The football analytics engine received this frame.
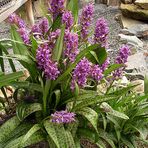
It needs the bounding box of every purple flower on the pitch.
[39,18,49,34]
[44,61,60,80]
[31,18,49,36]
[48,29,61,47]
[62,11,74,29]
[115,45,130,64]
[8,13,26,28]
[36,43,60,80]
[80,3,94,41]
[17,28,30,44]
[64,30,79,63]
[101,58,110,71]
[113,45,130,78]
[71,58,91,90]
[91,65,103,81]
[49,0,65,20]
[94,18,109,47]
[51,110,75,123]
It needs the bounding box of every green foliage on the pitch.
[0,0,147,148]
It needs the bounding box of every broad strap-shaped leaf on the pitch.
[74,95,116,111]
[44,120,60,148]
[121,137,135,148]
[16,102,42,121]
[96,138,107,148]
[11,81,42,92]
[77,107,98,132]
[104,64,123,76]
[52,25,65,62]
[67,0,78,23]
[11,25,29,56]
[0,71,24,88]
[97,128,116,148]
[44,120,69,148]
[100,102,129,120]
[0,123,33,148]
[0,116,21,144]
[53,89,61,108]
[65,131,76,148]
[0,43,16,72]
[108,84,139,96]
[0,44,4,72]
[19,124,41,147]
[4,131,45,148]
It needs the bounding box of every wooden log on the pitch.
[25,0,34,26]
[0,0,28,22]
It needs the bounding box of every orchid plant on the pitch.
[1,0,147,148]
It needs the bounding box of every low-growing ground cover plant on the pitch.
[0,0,147,147]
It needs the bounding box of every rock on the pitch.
[126,53,148,77]
[118,34,143,49]
[107,0,120,6]
[135,0,148,10]
[120,24,148,38]
[120,15,145,29]
[120,3,148,21]
[131,80,144,94]
[121,0,133,4]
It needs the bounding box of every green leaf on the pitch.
[19,124,41,147]
[4,131,45,148]
[97,129,116,148]
[16,102,42,121]
[67,0,78,23]
[74,95,117,111]
[51,16,62,30]
[0,43,16,72]
[30,36,38,57]
[0,71,24,88]
[44,120,60,148]
[77,107,98,132]
[53,25,65,62]
[121,137,135,148]
[96,138,107,148]
[0,116,21,144]
[0,44,4,72]
[53,89,61,108]
[109,84,139,96]
[144,75,148,94]
[101,102,129,120]
[11,81,42,92]
[65,131,76,148]
[104,64,123,76]
[95,46,107,65]
[44,120,69,148]
[11,25,29,56]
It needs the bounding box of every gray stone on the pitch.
[118,34,143,49]
[121,24,148,38]
[121,0,133,4]
[126,53,148,77]
[135,0,148,10]
[131,80,144,94]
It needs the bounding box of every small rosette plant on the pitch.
[1,0,147,148]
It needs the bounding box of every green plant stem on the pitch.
[43,80,51,117]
